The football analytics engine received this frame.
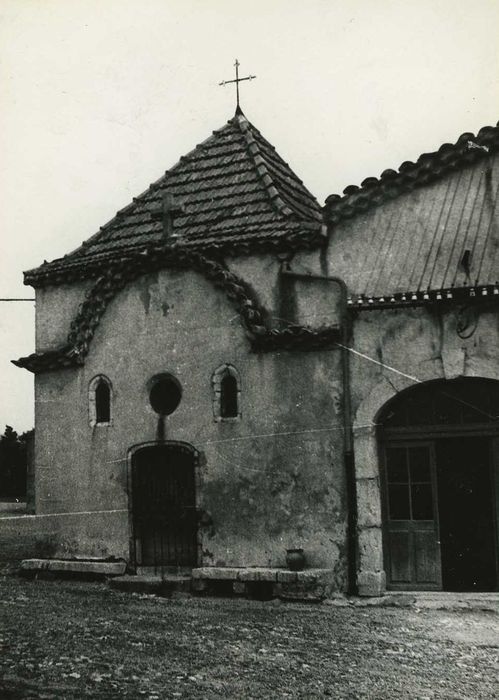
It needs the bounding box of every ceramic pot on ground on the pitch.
[286,548,305,571]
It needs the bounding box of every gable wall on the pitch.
[33,264,347,584]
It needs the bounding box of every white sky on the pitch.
[0,0,498,433]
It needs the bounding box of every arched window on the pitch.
[212,365,241,421]
[89,375,112,426]
[95,380,111,423]
[220,372,238,418]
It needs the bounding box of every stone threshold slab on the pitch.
[20,558,127,576]
[191,567,334,583]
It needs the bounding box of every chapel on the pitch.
[12,106,499,596]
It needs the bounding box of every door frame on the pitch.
[381,440,442,590]
[126,440,202,571]
[381,427,499,591]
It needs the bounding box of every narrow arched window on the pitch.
[212,364,241,421]
[95,380,111,423]
[89,375,112,426]
[220,372,238,418]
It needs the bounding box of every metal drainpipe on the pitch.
[280,268,357,595]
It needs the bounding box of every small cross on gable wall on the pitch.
[150,191,184,238]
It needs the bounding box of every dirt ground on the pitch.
[0,575,497,699]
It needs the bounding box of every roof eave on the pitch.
[324,121,499,225]
[23,221,326,288]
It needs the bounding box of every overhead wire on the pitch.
[2,293,498,522]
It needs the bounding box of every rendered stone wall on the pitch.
[22,242,499,597]
[35,281,94,352]
[322,153,499,297]
[228,253,343,329]
[349,304,499,595]
[29,261,348,588]
[0,510,127,562]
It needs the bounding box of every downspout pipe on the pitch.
[279,268,357,595]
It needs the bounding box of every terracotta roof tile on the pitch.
[26,109,322,286]
[325,121,499,224]
[325,122,499,300]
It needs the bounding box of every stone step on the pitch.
[109,567,336,601]
[20,558,127,579]
[190,567,335,601]
[136,565,192,577]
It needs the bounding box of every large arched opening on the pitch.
[378,377,499,591]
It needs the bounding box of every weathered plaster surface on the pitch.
[32,262,347,587]
[351,305,499,595]
[25,239,499,598]
[323,153,499,296]
[228,253,343,329]
[35,281,93,352]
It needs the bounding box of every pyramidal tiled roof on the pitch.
[26,109,323,286]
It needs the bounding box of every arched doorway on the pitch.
[130,442,198,571]
[378,378,499,591]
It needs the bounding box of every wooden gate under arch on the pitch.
[379,378,499,591]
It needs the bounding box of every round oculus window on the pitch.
[149,374,182,416]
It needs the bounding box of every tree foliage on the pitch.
[0,425,33,498]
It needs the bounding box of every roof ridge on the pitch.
[27,112,325,284]
[325,120,499,224]
[234,112,297,221]
[66,120,240,255]
[241,117,322,220]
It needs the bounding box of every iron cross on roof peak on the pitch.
[219,59,256,111]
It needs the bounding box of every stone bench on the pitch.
[191,567,335,601]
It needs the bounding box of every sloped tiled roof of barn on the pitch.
[25,109,323,287]
[324,121,499,300]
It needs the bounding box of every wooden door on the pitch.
[493,437,499,588]
[384,442,442,590]
[132,445,197,570]
[436,437,497,590]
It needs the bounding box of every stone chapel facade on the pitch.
[13,109,499,596]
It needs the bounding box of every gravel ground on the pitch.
[0,575,497,699]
